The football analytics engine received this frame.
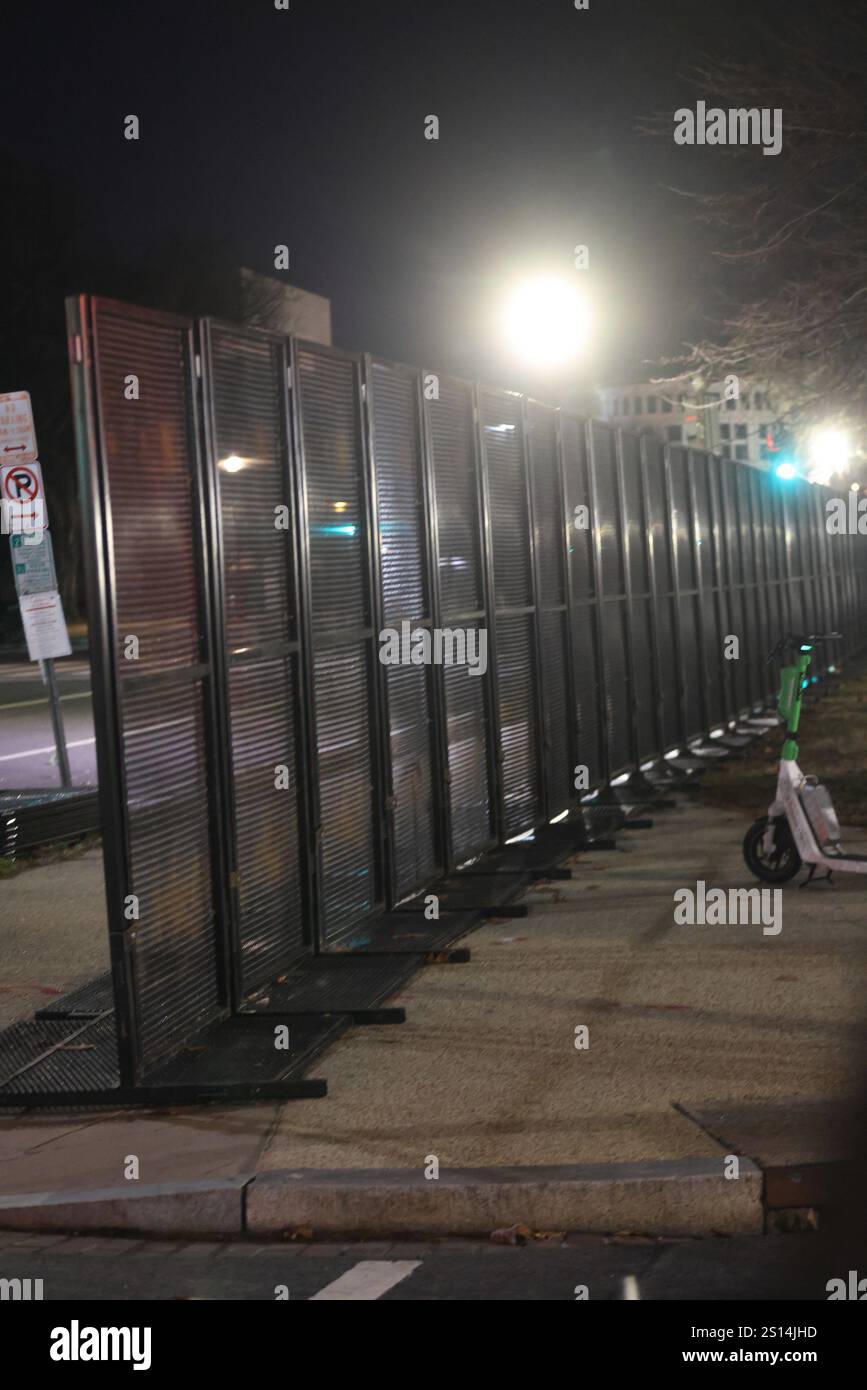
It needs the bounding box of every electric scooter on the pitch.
[742,632,867,885]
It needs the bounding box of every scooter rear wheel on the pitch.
[743,815,802,883]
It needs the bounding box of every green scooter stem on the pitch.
[781,649,812,761]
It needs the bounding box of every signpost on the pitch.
[2,391,72,789]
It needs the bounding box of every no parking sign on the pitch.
[0,459,48,531]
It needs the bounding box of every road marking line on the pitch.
[0,693,91,711]
[309,1260,422,1301]
[0,737,95,763]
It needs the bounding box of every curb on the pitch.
[0,1177,249,1237]
[0,1159,763,1240]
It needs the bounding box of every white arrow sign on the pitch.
[0,390,38,463]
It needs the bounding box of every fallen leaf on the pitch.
[491,1222,532,1245]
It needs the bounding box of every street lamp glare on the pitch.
[502,275,591,368]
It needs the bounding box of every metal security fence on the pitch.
[64,293,866,1085]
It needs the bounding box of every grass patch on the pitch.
[0,831,102,879]
[697,659,867,827]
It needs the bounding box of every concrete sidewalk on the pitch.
[0,798,863,1235]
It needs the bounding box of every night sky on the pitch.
[3,0,816,401]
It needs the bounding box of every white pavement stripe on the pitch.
[0,693,92,711]
[0,736,96,763]
[309,1260,422,1301]
[0,712,191,763]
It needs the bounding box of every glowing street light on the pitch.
[219,454,246,473]
[501,275,591,368]
[807,428,848,485]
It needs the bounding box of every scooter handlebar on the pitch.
[766,632,842,663]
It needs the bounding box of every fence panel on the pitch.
[369,359,442,901]
[204,322,310,995]
[72,296,228,1081]
[590,423,633,776]
[479,387,542,837]
[620,431,657,762]
[642,435,681,750]
[527,401,573,818]
[293,342,383,945]
[561,415,606,786]
[426,377,497,863]
[668,445,704,740]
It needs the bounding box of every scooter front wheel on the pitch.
[743,816,802,883]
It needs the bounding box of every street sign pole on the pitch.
[3,388,74,790]
[40,656,72,789]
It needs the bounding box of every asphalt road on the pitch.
[0,1231,847,1301]
[0,659,96,791]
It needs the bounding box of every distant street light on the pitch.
[501,275,591,369]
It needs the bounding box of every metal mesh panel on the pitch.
[93,300,223,1074]
[737,466,756,584]
[296,345,379,941]
[621,434,649,593]
[370,361,439,899]
[591,426,632,772]
[691,454,714,590]
[600,600,631,773]
[645,439,674,594]
[678,593,703,739]
[481,389,533,607]
[562,415,602,782]
[539,607,570,816]
[226,659,304,986]
[701,591,724,725]
[120,679,219,1065]
[300,349,369,631]
[622,434,655,760]
[654,596,680,747]
[496,613,539,836]
[428,380,494,860]
[561,414,595,600]
[528,403,566,604]
[428,378,485,618]
[481,388,541,833]
[443,628,492,860]
[208,324,306,991]
[630,595,658,759]
[571,607,603,787]
[373,365,427,625]
[385,661,439,895]
[528,402,571,818]
[669,447,696,589]
[313,642,378,931]
[591,424,624,597]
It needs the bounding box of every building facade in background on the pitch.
[599,378,778,470]
[240,268,332,344]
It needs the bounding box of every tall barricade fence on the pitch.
[57,295,866,1086]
